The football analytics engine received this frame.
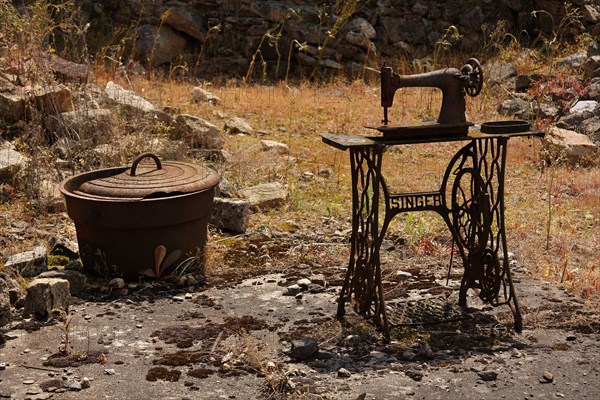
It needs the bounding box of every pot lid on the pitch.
[76,152,220,199]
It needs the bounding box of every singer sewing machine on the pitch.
[370,58,483,138]
[322,58,545,341]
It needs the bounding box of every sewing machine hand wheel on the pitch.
[462,58,483,97]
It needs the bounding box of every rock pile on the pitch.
[72,0,600,78]
[490,40,600,166]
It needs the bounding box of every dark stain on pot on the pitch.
[60,152,220,280]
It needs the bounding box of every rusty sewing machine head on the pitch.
[380,58,483,127]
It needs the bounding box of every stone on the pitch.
[163,7,205,41]
[486,62,517,86]
[582,4,600,23]
[0,275,12,327]
[0,79,26,123]
[297,278,311,289]
[543,127,599,167]
[380,16,427,45]
[63,379,82,391]
[338,368,352,378]
[38,270,86,293]
[497,97,530,119]
[107,278,126,289]
[261,139,289,154]
[288,337,319,360]
[478,370,498,381]
[224,117,253,135]
[345,31,372,51]
[133,24,186,66]
[347,17,376,40]
[557,51,587,69]
[48,235,79,259]
[210,197,250,233]
[579,117,600,136]
[570,100,598,115]
[396,270,413,280]
[31,83,73,115]
[105,81,157,114]
[31,50,90,82]
[4,246,48,277]
[296,53,317,66]
[584,55,600,80]
[239,182,289,210]
[24,278,70,320]
[540,371,554,383]
[45,109,112,140]
[0,148,27,181]
[173,114,224,149]
[192,87,220,104]
[320,58,344,70]
[417,341,435,360]
[285,284,302,296]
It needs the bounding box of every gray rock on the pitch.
[0,79,26,123]
[320,58,344,70]
[63,379,82,391]
[163,7,205,41]
[48,235,79,259]
[582,4,600,23]
[133,24,186,66]
[285,284,302,296]
[210,197,250,233]
[380,16,427,45]
[289,337,319,360]
[584,55,600,80]
[46,108,112,140]
[497,97,530,119]
[31,83,73,115]
[224,117,253,135]
[543,127,599,167]
[107,278,126,289]
[0,148,27,181]
[239,182,289,210]
[192,87,220,104]
[4,246,48,277]
[579,117,600,136]
[337,368,352,378]
[173,114,224,149]
[345,31,372,51]
[0,275,13,327]
[38,270,86,293]
[24,278,70,320]
[347,17,376,40]
[105,81,157,114]
[486,62,517,86]
[557,51,587,69]
[478,370,498,381]
[261,139,289,154]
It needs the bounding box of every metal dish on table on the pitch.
[481,120,530,134]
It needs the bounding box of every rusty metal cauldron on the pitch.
[59,152,220,280]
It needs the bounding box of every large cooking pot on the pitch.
[59,152,220,280]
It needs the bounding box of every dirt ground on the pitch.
[1,230,599,400]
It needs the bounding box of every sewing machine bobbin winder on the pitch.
[322,59,544,341]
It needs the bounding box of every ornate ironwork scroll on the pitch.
[337,145,390,339]
[336,137,523,341]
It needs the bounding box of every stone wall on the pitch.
[69,0,600,79]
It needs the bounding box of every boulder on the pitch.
[543,127,599,167]
[49,235,80,259]
[162,7,205,41]
[239,182,289,210]
[0,148,27,181]
[4,246,48,277]
[0,273,16,327]
[173,114,224,149]
[497,97,530,119]
[288,337,319,360]
[584,55,600,80]
[133,24,187,66]
[192,87,221,104]
[556,51,587,69]
[31,83,73,115]
[347,17,377,40]
[261,139,289,155]
[105,81,157,114]
[0,79,26,123]
[38,270,86,293]
[46,108,113,140]
[32,50,90,82]
[224,117,253,135]
[24,278,70,320]
[210,197,250,233]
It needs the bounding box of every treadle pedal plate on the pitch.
[386,294,470,327]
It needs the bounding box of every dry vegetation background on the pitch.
[0,1,598,301]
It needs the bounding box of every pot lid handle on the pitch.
[130,152,162,176]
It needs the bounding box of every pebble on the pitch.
[81,378,91,389]
[64,379,82,391]
[104,369,116,375]
[478,370,498,381]
[297,278,311,289]
[23,380,35,385]
[107,278,125,289]
[540,371,554,383]
[0,363,6,371]
[337,368,352,378]
[172,296,185,302]
[286,284,302,296]
[184,293,193,300]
